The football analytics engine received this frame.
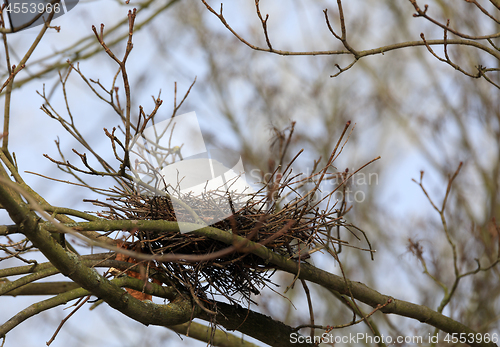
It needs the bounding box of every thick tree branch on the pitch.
[0,184,313,346]
[1,281,81,296]
[0,183,200,328]
[0,276,177,338]
[48,218,498,347]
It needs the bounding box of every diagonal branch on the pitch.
[35,218,499,347]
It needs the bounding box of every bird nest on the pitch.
[90,164,359,307]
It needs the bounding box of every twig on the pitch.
[300,279,315,338]
[409,0,500,40]
[255,0,273,50]
[412,162,463,313]
[420,26,482,79]
[46,296,91,345]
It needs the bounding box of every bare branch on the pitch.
[410,0,500,39]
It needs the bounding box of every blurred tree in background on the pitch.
[1,0,499,346]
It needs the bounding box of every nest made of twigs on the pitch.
[90,168,349,306]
